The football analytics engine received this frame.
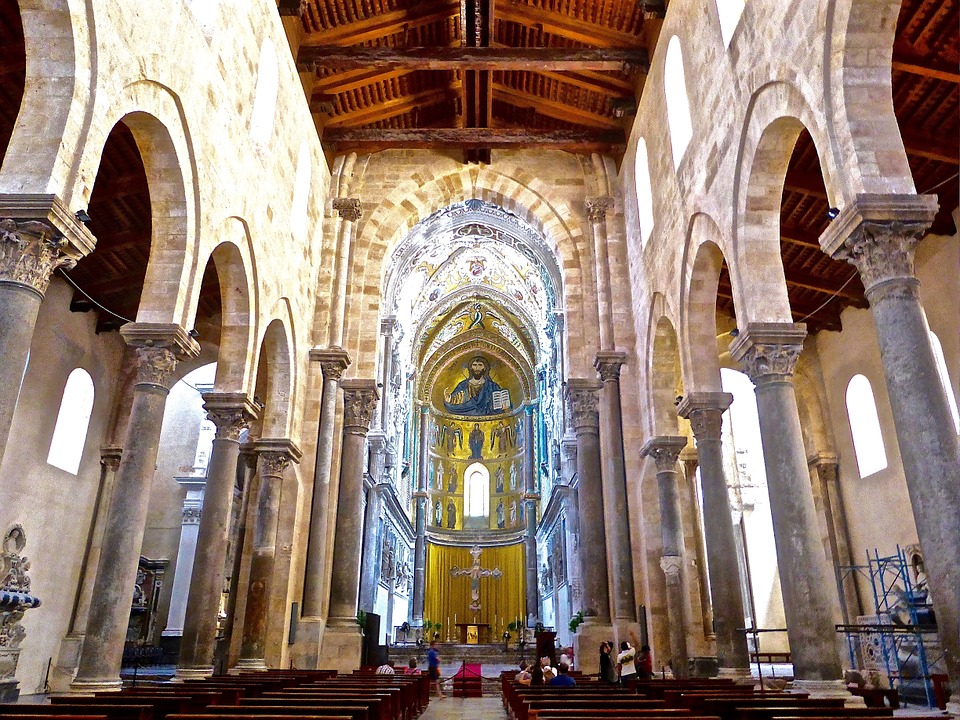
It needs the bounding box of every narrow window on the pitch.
[929,331,960,433]
[845,374,888,477]
[715,0,746,47]
[250,38,279,146]
[635,137,655,245]
[664,36,694,169]
[47,368,95,475]
[464,462,490,518]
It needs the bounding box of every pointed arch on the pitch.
[647,296,684,436]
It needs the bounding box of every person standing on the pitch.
[617,640,637,686]
[636,644,653,680]
[599,642,617,684]
[427,640,444,698]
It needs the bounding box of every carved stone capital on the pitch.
[253,438,303,478]
[640,436,687,472]
[565,379,601,433]
[819,193,937,294]
[332,197,363,222]
[0,219,77,296]
[594,351,627,383]
[310,347,351,381]
[202,393,260,442]
[99,445,123,472]
[181,507,202,525]
[132,347,180,390]
[659,555,683,577]
[585,196,614,223]
[677,392,733,442]
[341,379,380,435]
[380,316,397,337]
[729,323,806,385]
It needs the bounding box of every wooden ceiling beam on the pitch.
[892,57,960,84]
[491,83,621,129]
[900,128,960,165]
[300,2,460,46]
[298,46,648,72]
[497,0,643,48]
[321,127,625,152]
[324,85,461,128]
[314,67,414,95]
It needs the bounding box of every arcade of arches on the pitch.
[0,0,956,712]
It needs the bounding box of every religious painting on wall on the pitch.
[440,355,516,417]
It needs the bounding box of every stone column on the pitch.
[71,324,199,692]
[821,195,960,693]
[585,197,615,349]
[378,317,396,431]
[359,479,383,613]
[641,436,690,679]
[328,198,362,348]
[320,379,379,671]
[163,480,204,639]
[680,449,715,644]
[730,323,845,691]
[678,394,751,679]
[594,351,638,633]
[559,485,582,628]
[176,394,258,677]
[523,404,539,623]
[237,439,301,669]
[412,405,429,625]
[566,379,612,674]
[0,199,94,468]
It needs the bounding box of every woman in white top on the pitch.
[617,641,637,685]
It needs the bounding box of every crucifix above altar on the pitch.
[450,545,502,612]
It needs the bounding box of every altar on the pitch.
[455,622,492,644]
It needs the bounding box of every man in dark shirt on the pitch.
[427,641,444,698]
[548,662,576,687]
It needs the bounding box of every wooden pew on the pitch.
[0,707,150,720]
[246,695,388,720]
[52,696,200,719]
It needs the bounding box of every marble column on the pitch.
[821,195,960,692]
[523,404,539,623]
[594,351,637,630]
[641,436,690,679]
[730,323,844,688]
[566,379,612,675]
[678,394,751,679]
[177,393,258,677]
[585,197,615,349]
[163,480,204,639]
[0,200,94,468]
[320,379,379,671]
[301,348,350,618]
[237,439,302,669]
[559,485,582,628]
[71,324,199,692]
[359,479,383,613]
[680,449,715,644]
[412,405,429,625]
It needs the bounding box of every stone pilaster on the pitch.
[642,436,690,678]
[411,406,429,625]
[730,323,844,685]
[177,393,259,677]
[320,379,378,672]
[71,324,199,692]
[0,195,96,469]
[594,351,637,634]
[237,439,302,669]
[821,194,959,692]
[678,393,751,676]
[566,378,613,675]
[523,404,539,623]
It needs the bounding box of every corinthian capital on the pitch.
[677,392,733,443]
[202,393,260,442]
[565,379,601,433]
[659,555,683,577]
[310,347,351,381]
[819,193,937,294]
[729,322,806,386]
[594,351,627,383]
[253,437,303,477]
[585,197,614,223]
[120,323,201,391]
[641,436,687,472]
[332,197,363,222]
[341,379,380,435]
[0,219,77,296]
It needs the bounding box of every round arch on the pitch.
[645,294,684,437]
[255,316,294,439]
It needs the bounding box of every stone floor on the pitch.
[420,696,508,719]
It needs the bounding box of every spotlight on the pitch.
[826,207,840,219]
[75,209,92,225]
[730,328,740,337]
[674,395,684,406]
[188,328,200,338]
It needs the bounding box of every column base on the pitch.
[318,620,363,673]
[288,617,325,669]
[68,677,122,694]
[48,634,84,694]
[234,658,269,671]
[572,619,613,675]
[717,666,756,685]
[173,666,213,680]
[789,679,865,707]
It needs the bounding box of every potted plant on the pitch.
[568,610,584,634]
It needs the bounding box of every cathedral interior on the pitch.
[0,0,957,712]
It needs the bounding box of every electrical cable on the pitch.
[797,270,860,324]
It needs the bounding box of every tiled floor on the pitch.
[420,696,508,719]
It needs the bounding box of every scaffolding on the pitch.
[836,546,946,708]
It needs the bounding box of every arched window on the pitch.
[290,141,312,240]
[929,331,960,433]
[845,374,888,477]
[464,462,490,518]
[47,368,95,475]
[715,0,746,47]
[250,38,279,146]
[664,36,694,169]
[635,137,655,245]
